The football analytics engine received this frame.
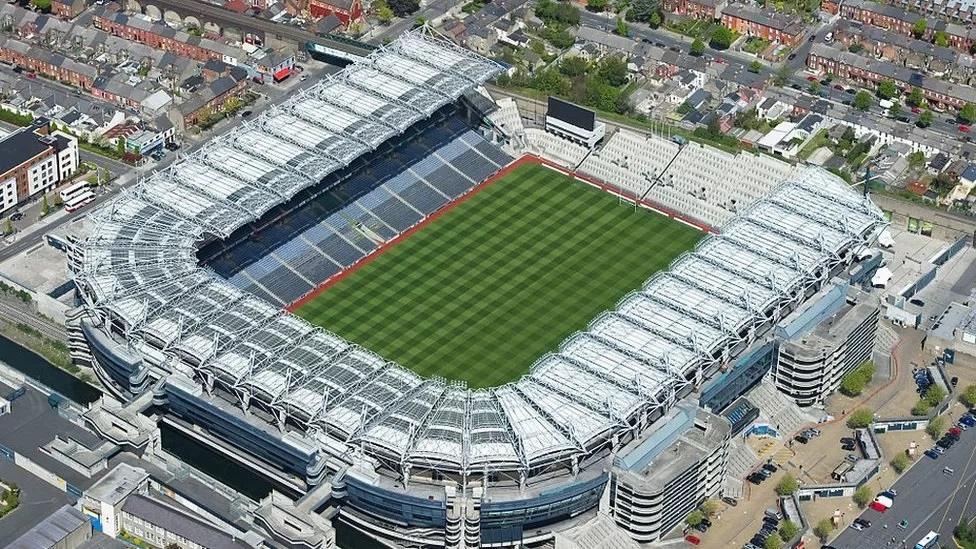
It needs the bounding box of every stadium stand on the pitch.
[201,120,511,305]
[72,26,886,500]
[578,129,681,198]
[524,128,590,169]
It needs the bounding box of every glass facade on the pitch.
[700,342,776,413]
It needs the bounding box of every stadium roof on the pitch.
[74,29,887,480]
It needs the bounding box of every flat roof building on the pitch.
[0,118,78,214]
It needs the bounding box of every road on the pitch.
[831,415,976,549]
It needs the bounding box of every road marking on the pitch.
[938,434,976,532]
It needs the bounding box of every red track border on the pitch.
[286,154,716,312]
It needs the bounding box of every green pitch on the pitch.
[294,163,702,388]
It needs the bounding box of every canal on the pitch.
[0,333,379,548]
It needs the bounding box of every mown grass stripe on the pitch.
[294,163,702,388]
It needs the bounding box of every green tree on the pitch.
[764,535,783,549]
[586,0,608,12]
[749,60,762,73]
[814,518,835,542]
[30,0,51,11]
[40,194,50,217]
[686,509,704,526]
[532,68,569,95]
[877,80,898,100]
[775,473,798,496]
[388,0,420,16]
[779,520,799,542]
[925,386,947,407]
[700,499,720,517]
[614,17,629,36]
[908,86,925,107]
[626,0,659,22]
[375,0,394,22]
[918,108,933,127]
[960,384,976,407]
[960,102,976,124]
[927,416,947,439]
[912,18,927,39]
[116,137,126,155]
[710,26,735,50]
[2,218,12,236]
[559,56,588,77]
[690,38,705,56]
[809,80,821,94]
[934,30,949,47]
[853,90,873,111]
[907,150,926,168]
[774,64,792,86]
[648,10,662,27]
[853,485,872,508]
[847,408,874,428]
[597,55,628,87]
[891,452,910,473]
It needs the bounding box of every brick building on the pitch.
[308,0,362,26]
[168,68,248,131]
[807,43,976,109]
[663,0,723,20]
[93,7,239,64]
[0,37,98,90]
[51,0,87,19]
[721,5,805,46]
[837,0,928,38]
[0,119,79,214]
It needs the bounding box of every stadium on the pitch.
[68,28,889,548]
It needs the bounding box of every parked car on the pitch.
[762,462,778,473]
[961,415,975,427]
[849,522,865,531]
[961,124,972,133]
[854,518,871,528]
[722,496,738,506]
[898,519,909,529]
[9,211,24,221]
[911,106,921,113]
[925,448,939,459]
[949,427,962,437]
[795,435,809,444]
[952,376,959,387]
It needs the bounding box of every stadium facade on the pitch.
[67,28,889,547]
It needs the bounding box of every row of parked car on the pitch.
[924,412,975,459]
[742,508,784,549]
[746,461,778,485]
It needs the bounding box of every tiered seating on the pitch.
[357,187,423,233]
[649,146,797,227]
[578,130,680,197]
[383,174,449,215]
[524,128,589,168]
[209,117,514,305]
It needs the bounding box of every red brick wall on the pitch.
[94,16,224,62]
[308,0,361,24]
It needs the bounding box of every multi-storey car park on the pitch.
[67,28,890,548]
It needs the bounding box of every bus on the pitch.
[59,181,95,213]
[915,531,939,549]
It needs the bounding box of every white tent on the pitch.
[872,267,893,288]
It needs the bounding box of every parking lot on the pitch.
[831,410,976,548]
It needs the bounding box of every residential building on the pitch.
[93,7,241,65]
[721,5,805,46]
[51,0,87,19]
[0,118,78,214]
[772,282,880,406]
[0,37,98,90]
[807,43,976,110]
[663,0,723,19]
[308,0,363,26]
[607,402,731,543]
[168,68,249,131]
[838,0,926,38]
[119,495,251,549]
